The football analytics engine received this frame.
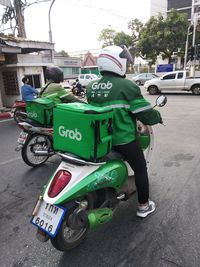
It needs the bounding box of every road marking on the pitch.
[0,118,13,123]
[0,156,21,166]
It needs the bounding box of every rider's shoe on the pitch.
[136,200,156,218]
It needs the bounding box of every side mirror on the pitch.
[156,95,167,107]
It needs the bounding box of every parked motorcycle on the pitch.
[71,85,86,99]
[11,100,27,123]
[30,95,167,251]
[16,119,53,167]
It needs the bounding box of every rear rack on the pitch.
[57,152,106,166]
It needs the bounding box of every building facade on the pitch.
[150,0,167,17]
[168,0,192,18]
[0,34,81,107]
[150,0,192,18]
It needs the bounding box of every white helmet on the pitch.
[97,45,133,76]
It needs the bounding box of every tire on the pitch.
[191,85,200,95]
[21,133,52,167]
[51,205,89,251]
[148,85,159,95]
[14,108,27,123]
[135,80,141,86]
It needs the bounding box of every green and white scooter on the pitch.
[31,95,167,252]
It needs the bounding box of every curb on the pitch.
[0,112,12,119]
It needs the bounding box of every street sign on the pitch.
[156,64,174,73]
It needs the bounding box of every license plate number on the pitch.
[17,131,28,144]
[31,200,67,237]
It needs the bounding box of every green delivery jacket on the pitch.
[40,82,82,104]
[86,72,161,145]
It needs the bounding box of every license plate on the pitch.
[17,131,28,144]
[31,200,67,237]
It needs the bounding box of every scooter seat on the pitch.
[24,118,52,128]
[103,150,124,161]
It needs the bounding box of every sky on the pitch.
[0,0,151,55]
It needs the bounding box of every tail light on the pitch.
[48,170,72,198]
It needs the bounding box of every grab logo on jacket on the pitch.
[58,126,82,141]
[92,81,112,90]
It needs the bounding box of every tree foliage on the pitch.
[57,50,69,57]
[98,28,116,47]
[99,9,189,64]
[137,9,189,63]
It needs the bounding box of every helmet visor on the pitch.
[119,45,134,63]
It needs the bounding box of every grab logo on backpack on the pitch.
[27,111,38,119]
[92,81,112,90]
[58,126,82,141]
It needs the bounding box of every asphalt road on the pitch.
[0,89,200,267]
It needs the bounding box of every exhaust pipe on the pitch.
[87,208,113,229]
[34,150,55,156]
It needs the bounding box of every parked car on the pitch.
[144,70,200,95]
[132,73,158,86]
[78,73,99,87]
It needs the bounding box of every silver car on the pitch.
[132,73,158,86]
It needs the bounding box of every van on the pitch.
[78,74,99,87]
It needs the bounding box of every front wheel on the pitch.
[21,133,52,167]
[191,85,200,95]
[148,85,159,95]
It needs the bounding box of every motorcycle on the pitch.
[11,100,27,123]
[30,95,167,251]
[16,119,53,167]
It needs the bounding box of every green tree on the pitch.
[57,50,69,57]
[98,28,116,47]
[113,31,132,47]
[137,9,189,64]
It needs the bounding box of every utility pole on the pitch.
[14,0,27,38]
[48,0,55,63]
[190,0,200,76]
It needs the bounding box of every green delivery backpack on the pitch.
[53,103,114,161]
[26,98,55,126]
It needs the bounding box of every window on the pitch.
[147,74,155,78]
[177,72,183,79]
[162,74,176,80]
[139,74,146,78]
[86,75,91,79]
[62,67,80,76]
[26,74,41,89]
[79,75,84,79]
[2,71,19,95]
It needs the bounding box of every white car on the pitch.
[144,70,200,95]
[78,74,99,87]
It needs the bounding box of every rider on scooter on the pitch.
[86,45,162,218]
[40,66,83,103]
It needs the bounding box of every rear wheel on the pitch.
[191,85,200,95]
[50,197,94,251]
[21,133,52,167]
[148,85,159,95]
